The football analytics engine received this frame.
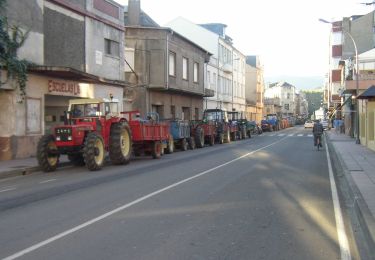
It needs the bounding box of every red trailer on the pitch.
[190,120,216,148]
[121,111,170,159]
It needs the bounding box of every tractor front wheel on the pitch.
[83,133,105,171]
[37,134,59,172]
[181,138,188,151]
[109,123,132,165]
[188,137,195,150]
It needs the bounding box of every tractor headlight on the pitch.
[56,136,61,141]
[67,136,72,141]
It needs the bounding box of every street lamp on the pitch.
[319,18,360,144]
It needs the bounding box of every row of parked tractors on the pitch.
[37,98,260,172]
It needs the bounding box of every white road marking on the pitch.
[0,187,16,193]
[288,134,294,136]
[3,137,288,260]
[39,179,57,184]
[308,134,313,137]
[297,134,303,136]
[269,134,275,136]
[0,176,22,183]
[324,135,351,260]
[277,134,285,136]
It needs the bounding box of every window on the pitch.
[182,57,188,80]
[182,107,190,120]
[169,52,176,76]
[193,62,199,83]
[284,104,289,110]
[287,93,290,99]
[104,39,119,57]
[171,105,175,119]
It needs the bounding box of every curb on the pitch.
[0,162,72,180]
[326,133,375,257]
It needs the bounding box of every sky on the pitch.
[118,0,372,81]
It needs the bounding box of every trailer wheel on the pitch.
[109,122,132,165]
[238,130,242,140]
[83,133,105,171]
[224,130,231,143]
[218,133,224,144]
[194,126,205,148]
[247,130,252,138]
[241,128,247,139]
[37,134,59,172]
[181,138,188,151]
[68,153,85,166]
[188,137,196,150]
[152,141,162,159]
[165,135,174,154]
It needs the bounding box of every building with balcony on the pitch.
[325,11,375,149]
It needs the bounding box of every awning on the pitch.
[28,66,130,87]
[357,85,375,99]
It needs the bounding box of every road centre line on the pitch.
[3,137,288,260]
[324,135,351,260]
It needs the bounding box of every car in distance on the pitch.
[304,120,314,128]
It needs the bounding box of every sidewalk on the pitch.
[326,129,375,253]
[0,156,69,179]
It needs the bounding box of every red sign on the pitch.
[48,80,80,95]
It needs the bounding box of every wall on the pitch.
[44,1,85,71]
[2,0,44,65]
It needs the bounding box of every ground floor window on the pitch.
[182,107,190,120]
[152,105,164,119]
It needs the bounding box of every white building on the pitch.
[166,17,246,114]
[265,82,296,116]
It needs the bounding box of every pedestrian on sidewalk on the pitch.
[334,119,339,134]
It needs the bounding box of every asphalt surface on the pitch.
[0,127,360,259]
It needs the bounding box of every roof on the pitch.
[357,85,375,99]
[268,81,294,88]
[28,66,129,87]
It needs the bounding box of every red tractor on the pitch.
[37,98,132,171]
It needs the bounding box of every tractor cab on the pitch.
[68,98,120,120]
[203,108,228,123]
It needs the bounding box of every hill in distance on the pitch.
[264,75,324,91]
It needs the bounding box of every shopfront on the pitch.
[0,67,125,160]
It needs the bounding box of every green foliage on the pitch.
[0,0,30,102]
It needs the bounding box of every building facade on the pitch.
[265,82,296,117]
[124,2,211,120]
[0,0,127,160]
[245,56,264,123]
[166,18,246,115]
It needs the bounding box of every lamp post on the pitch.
[319,18,360,144]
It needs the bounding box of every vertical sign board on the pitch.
[26,98,42,134]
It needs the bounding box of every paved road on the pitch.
[0,127,360,259]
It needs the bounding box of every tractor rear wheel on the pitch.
[181,138,188,151]
[165,135,174,154]
[68,153,85,166]
[188,137,196,150]
[242,128,247,139]
[195,126,205,148]
[109,123,132,165]
[152,141,162,159]
[83,133,105,171]
[37,134,59,172]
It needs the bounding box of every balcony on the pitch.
[204,88,215,97]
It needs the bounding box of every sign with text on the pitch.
[48,80,81,96]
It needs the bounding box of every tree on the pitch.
[0,0,29,102]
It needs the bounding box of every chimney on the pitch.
[128,0,141,26]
